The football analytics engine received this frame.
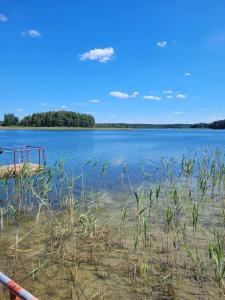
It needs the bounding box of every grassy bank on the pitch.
[0,154,225,299]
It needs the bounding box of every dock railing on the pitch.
[26,146,46,166]
[0,146,46,173]
[0,271,38,300]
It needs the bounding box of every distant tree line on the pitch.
[190,120,225,129]
[96,123,192,129]
[209,120,225,129]
[190,123,209,129]
[0,111,95,127]
[96,120,225,129]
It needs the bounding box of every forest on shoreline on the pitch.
[0,111,225,129]
[96,121,225,129]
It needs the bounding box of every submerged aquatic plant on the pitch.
[183,243,205,285]
[0,152,225,298]
[208,229,225,294]
[165,206,172,263]
[191,202,199,234]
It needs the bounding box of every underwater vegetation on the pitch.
[0,151,225,299]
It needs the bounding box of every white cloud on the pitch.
[40,102,48,106]
[163,90,173,94]
[110,91,129,99]
[22,29,42,38]
[89,99,100,103]
[143,95,161,101]
[130,91,139,98]
[176,93,187,99]
[184,72,191,76]
[173,111,183,115]
[16,108,23,112]
[0,14,7,22]
[157,41,167,48]
[80,47,114,63]
[109,91,139,99]
[166,95,173,99]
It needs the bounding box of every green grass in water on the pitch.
[0,152,225,299]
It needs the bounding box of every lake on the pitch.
[0,129,225,189]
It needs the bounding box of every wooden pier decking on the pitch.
[0,163,44,177]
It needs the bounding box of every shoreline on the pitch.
[0,126,217,131]
[0,126,132,131]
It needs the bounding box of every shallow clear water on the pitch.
[1,129,225,299]
[0,129,225,188]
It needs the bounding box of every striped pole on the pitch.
[13,151,17,173]
[0,272,38,300]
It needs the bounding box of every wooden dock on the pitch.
[0,163,44,177]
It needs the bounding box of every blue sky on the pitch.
[0,0,225,124]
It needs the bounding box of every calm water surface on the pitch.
[0,129,225,188]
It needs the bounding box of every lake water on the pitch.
[0,129,225,189]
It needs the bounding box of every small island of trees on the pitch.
[0,111,95,128]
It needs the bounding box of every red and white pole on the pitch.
[0,272,38,300]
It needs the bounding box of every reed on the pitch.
[208,229,225,295]
[0,151,224,299]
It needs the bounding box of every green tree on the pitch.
[3,114,19,126]
[19,111,95,128]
